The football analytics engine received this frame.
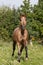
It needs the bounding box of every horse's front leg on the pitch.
[12,41,16,56]
[24,41,28,60]
[17,42,21,62]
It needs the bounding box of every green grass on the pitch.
[0,40,43,65]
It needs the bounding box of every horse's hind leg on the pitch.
[12,41,16,56]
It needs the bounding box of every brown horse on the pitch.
[12,14,28,62]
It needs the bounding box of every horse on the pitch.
[12,14,28,62]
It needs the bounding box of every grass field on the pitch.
[0,40,43,65]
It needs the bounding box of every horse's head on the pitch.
[20,14,26,31]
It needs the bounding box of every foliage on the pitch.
[0,0,43,41]
[0,7,19,41]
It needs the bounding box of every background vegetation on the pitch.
[0,0,43,41]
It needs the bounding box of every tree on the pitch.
[33,0,43,38]
[0,6,19,41]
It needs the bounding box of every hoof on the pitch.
[17,59,20,62]
[25,57,28,60]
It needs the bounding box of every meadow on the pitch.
[0,40,43,65]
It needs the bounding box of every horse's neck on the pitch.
[21,29,24,35]
[19,26,25,35]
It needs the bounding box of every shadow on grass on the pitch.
[15,56,25,61]
[11,55,25,62]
